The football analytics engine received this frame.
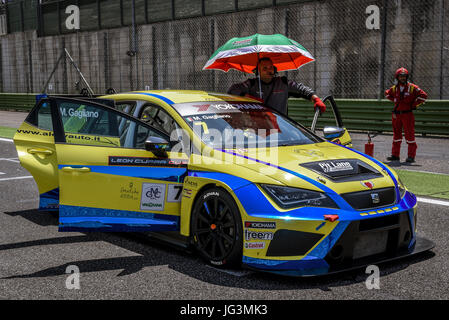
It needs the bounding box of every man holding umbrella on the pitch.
[227,57,326,115]
[203,34,326,116]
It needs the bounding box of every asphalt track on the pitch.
[0,112,448,299]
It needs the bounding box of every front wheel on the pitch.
[191,188,243,267]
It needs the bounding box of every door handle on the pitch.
[61,166,91,173]
[27,148,53,155]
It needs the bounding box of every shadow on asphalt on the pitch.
[1,209,436,291]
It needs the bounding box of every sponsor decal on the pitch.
[109,156,187,167]
[203,191,219,199]
[60,107,99,119]
[361,181,375,189]
[244,230,273,241]
[245,221,276,229]
[140,183,166,211]
[201,114,231,120]
[232,38,252,46]
[318,161,353,173]
[192,104,212,112]
[244,242,265,250]
[183,188,192,198]
[184,179,198,189]
[16,129,118,146]
[293,149,324,157]
[167,184,183,203]
[120,182,139,200]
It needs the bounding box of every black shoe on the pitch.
[387,155,400,161]
[405,157,415,163]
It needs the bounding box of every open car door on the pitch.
[311,96,353,147]
[49,97,188,232]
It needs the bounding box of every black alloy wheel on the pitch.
[191,188,243,267]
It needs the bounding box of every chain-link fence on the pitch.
[0,0,448,99]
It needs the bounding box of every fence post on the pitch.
[0,43,3,92]
[62,38,68,94]
[104,32,110,90]
[28,39,33,93]
[210,18,215,91]
[378,0,388,100]
[152,25,158,89]
[439,0,445,99]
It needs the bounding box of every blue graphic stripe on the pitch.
[188,170,252,191]
[242,255,329,275]
[39,188,60,211]
[217,149,352,210]
[131,92,174,105]
[59,205,179,232]
[307,221,350,258]
[59,165,187,182]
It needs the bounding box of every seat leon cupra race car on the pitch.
[13,90,434,276]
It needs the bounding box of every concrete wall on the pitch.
[0,0,447,99]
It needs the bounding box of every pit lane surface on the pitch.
[0,138,447,300]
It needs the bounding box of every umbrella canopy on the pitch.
[203,33,315,74]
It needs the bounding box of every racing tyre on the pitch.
[191,188,243,267]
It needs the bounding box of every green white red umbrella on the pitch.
[203,33,315,74]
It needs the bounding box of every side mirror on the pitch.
[323,126,345,140]
[145,136,170,158]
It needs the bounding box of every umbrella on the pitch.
[203,33,315,98]
[203,33,314,73]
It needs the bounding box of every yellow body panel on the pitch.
[56,143,188,217]
[14,122,58,195]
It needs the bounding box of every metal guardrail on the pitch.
[288,98,449,137]
[0,94,448,136]
[0,93,37,111]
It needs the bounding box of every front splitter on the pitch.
[243,236,435,277]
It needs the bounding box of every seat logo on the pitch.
[371,193,380,204]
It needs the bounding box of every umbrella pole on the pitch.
[257,53,263,100]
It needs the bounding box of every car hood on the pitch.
[192,142,398,195]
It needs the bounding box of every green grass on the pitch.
[0,126,17,139]
[396,169,449,200]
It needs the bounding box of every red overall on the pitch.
[385,83,427,158]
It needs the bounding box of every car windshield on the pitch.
[173,101,321,149]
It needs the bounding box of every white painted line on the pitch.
[0,172,5,175]
[417,197,449,207]
[0,176,33,182]
[0,138,13,142]
[400,169,449,176]
[0,158,20,163]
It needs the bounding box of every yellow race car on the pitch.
[13,90,434,276]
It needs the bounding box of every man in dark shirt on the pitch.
[227,57,326,115]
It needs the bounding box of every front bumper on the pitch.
[242,235,434,277]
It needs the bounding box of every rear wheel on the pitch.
[191,188,243,267]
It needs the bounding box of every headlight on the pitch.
[260,184,339,209]
[397,176,407,198]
